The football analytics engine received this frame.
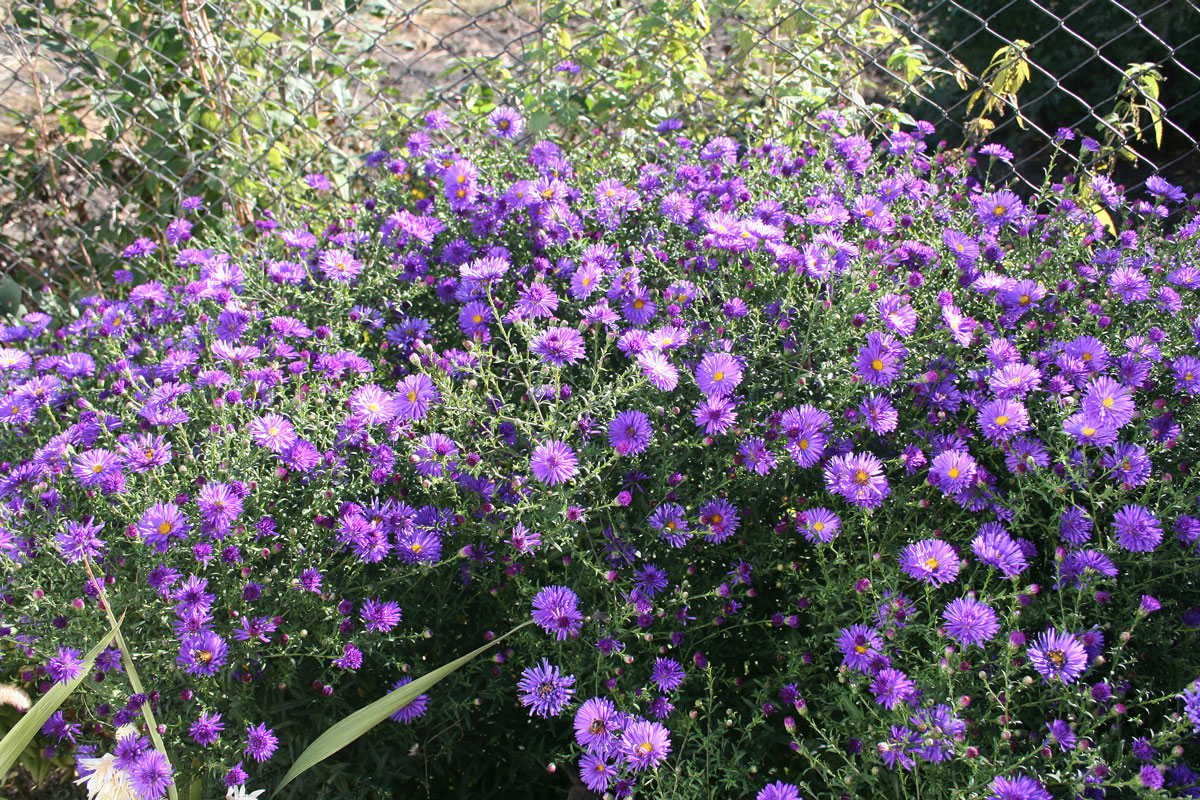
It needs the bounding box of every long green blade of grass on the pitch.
[0,614,123,780]
[272,620,532,797]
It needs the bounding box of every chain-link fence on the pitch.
[2,0,1197,308]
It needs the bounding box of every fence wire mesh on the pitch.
[1,0,1197,308]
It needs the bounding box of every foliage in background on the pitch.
[0,0,400,304]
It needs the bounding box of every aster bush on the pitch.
[3,106,1200,800]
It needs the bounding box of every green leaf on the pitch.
[0,615,123,779]
[271,621,531,796]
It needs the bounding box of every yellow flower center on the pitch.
[712,370,724,382]
[924,557,940,571]
[158,521,172,535]
[994,415,1009,426]
[1102,397,1114,408]
[812,521,824,532]
[871,358,884,371]
[948,467,960,479]
[853,469,869,485]
[407,391,417,402]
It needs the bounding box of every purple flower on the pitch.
[693,397,737,435]
[871,668,916,709]
[388,676,430,723]
[650,658,685,692]
[531,327,587,366]
[797,507,840,544]
[1112,504,1162,552]
[838,624,882,672]
[855,332,905,386]
[531,585,582,640]
[1082,376,1136,428]
[858,393,898,434]
[248,413,297,453]
[620,719,671,772]
[899,539,960,585]
[56,517,106,564]
[988,773,1052,800]
[189,710,224,747]
[517,659,575,717]
[530,440,579,486]
[971,523,1027,577]
[637,351,679,391]
[72,449,120,487]
[608,410,652,455]
[177,632,228,676]
[1045,719,1076,752]
[649,503,691,547]
[486,105,524,139]
[977,398,1029,444]
[394,374,439,421]
[333,642,363,670]
[129,750,174,800]
[244,723,278,762]
[579,754,615,793]
[756,781,802,800]
[360,598,403,633]
[46,647,85,685]
[928,448,977,495]
[318,249,363,283]
[1028,629,1088,684]
[137,503,189,552]
[1058,506,1094,544]
[197,481,243,530]
[699,498,740,543]
[942,597,999,647]
[823,451,890,508]
[694,352,743,398]
[574,696,619,752]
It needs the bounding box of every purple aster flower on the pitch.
[1082,376,1136,428]
[396,528,442,564]
[72,449,120,487]
[56,517,106,564]
[694,352,743,398]
[650,658,684,692]
[46,647,85,685]
[977,398,1029,444]
[1045,718,1076,752]
[530,440,579,486]
[137,503,190,552]
[899,539,960,585]
[1059,549,1119,587]
[129,750,174,800]
[1063,413,1119,447]
[244,723,278,762]
[248,413,297,453]
[517,659,575,718]
[978,142,1014,162]
[1028,629,1088,684]
[838,624,883,672]
[1058,506,1094,544]
[348,385,396,426]
[388,676,430,723]
[318,249,363,283]
[530,327,586,366]
[988,773,1052,800]
[858,393,898,434]
[942,597,999,646]
[189,710,225,747]
[877,725,921,771]
[486,105,524,139]
[197,481,243,530]
[394,374,439,421]
[649,503,691,548]
[531,585,582,640]
[223,762,248,788]
[177,632,228,676]
[574,696,619,752]
[871,668,916,709]
[797,507,840,544]
[620,719,671,772]
[823,451,890,508]
[333,642,363,670]
[579,754,615,793]
[971,523,1027,577]
[699,498,740,543]
[974,189,1024,229]
[693,396,737,435]
[756,781,802,800]
[635,564,669,598]
[360,598,402,633]
[1112,504,1162,551]
[739,437,777,475]
[1172,356,1200,395]
[608,410,652,455]
[636,350,679,391]
[855,332,905,386]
